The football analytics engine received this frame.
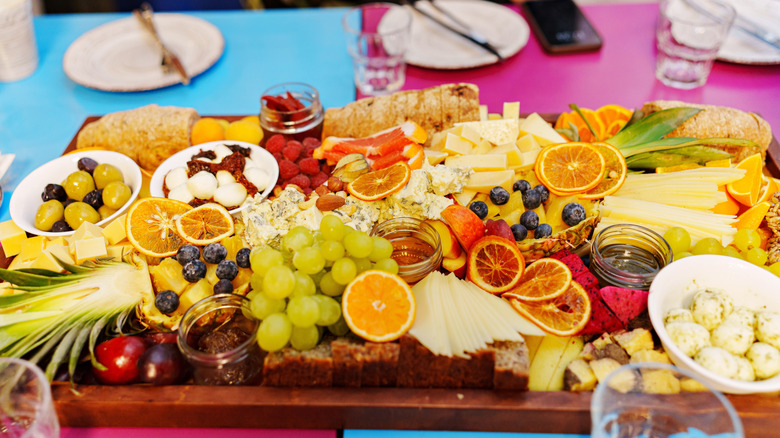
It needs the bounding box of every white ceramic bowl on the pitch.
[150,141,278,215]
[10,150,142,237]
[648,254,780,394]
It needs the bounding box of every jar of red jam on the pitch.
[259,82,324,144]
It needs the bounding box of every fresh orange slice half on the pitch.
[535,142,606,195]
[466,236,526,295]
[347,161,411,201]
[503,258,572,302]
[595,104,632,126]
[126,197,193,257]
[505,280,591,337]
[579,142,627,200]
[727,153,763,207]
[175,203,235,246]
[342,270,416,343]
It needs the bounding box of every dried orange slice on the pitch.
[595,104,632,127]
[535,142,606,195]
[571,108,605,142]
[342,270,416,342]
[126,197,192,257]
[506,280,591,336]
[503,258,572,302]
[579,142,627,200]
[466,236,526,295]
[347,161,411,201]
[175,203,235,246]
[727,153,763,207]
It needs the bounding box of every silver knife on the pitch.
[426,0,492,47]
[403,0,504,61]
[133,4,190,85]
[733,15,780,52]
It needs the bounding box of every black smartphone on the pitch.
[522,0,603,54]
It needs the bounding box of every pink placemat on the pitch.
[61,428,337,438]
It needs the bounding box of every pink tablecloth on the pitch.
[402,2,780,129]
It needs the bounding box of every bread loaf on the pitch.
[640,100,773,163]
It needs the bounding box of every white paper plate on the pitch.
[717,0,780,65]
[63,14,224,91]
[399,0,529,69]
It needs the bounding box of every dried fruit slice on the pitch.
[535,142,606,195]
[595,104,632,127]
[126,197,192,257]
[175,203,235,246]
[503,258,572,302]
[579,142,627,200]
[342,270,416,343]
[506,280,591,336]
[347,161,411,201]
[466,236,526,295]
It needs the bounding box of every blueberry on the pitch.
[77,157,99,174]
[520,210,539,230]
[203,243,227,264]
[155,290,179,315]
[513,179,531,193]
[236,248,251,268]
[216,260,239,281]
[51,220,72,233]
[83,189,103,210]
[469,201,488,220]
[176,244,200,266]
[522,189,542,210]
[533,185,550,203]
[182,260,207,283]
[213,279,234,295]
[562,202,587,227]
[534,223,553,238]
[510,224,528,241]
[489,187,510,205]
[42,184,67,202]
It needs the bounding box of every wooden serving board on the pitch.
[45,115,780,435]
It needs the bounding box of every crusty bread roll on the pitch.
[76,104,199,172]
[322,83,481,142]
[641,100,772,163]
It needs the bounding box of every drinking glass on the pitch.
[0,358,60,437]
[591,362,744,438]
[655,0,735,89]
[342,2,412,96]
[0,0,39,82]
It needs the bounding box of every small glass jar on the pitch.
[259,82,324,144]
[177,294,263,385]
[370,217,442,284]
[590,224,673,290]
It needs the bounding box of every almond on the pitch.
[314,185,331,197]
[316,193,346,211]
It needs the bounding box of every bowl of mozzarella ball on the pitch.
[649,254,780,394]
[150,141,278,214]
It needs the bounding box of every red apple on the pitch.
[440,205,486,251]
[425,219,462,259]
[485,219,516,245]
[442,252,467,278]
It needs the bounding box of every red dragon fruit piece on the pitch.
[599,286,649,327]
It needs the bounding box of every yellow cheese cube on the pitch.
[424,149,448,166]
[0,220,27,257]
[33,251,67,272]
[464,170,515,194]
[518,113,567,144]
[45,237,67,248]
[458,125,482,145]
[453,190,477,208]
[429,131,447,151]
[489,143,523,167]
[102,214,127,245]
[74,236,108,264]
[442,133,475,156]
[45,244,75,265]
[479,105,489,122]
[68,222,104,254]
[455,119,519,145]
[445,154,507,172]
[514,149,542,171]
[17,235,48,262]
[107,244,133,262]
[472,139,493,155]
[516,133,541,152]
[503,102,520,120]
[8,256,34,270]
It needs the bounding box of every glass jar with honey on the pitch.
[370,217,442,284]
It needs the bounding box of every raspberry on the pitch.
[278,159,300,180]
[272,152,283,163]
[302,137,321,149]
[320,162,333,174]
[298,157,321,176]
[282,140,303,162]
[287,174,311,189]
[265,134,286,154]
[310,172,329,188]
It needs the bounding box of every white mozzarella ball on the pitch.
[756,311,780,350]
[187,171,218,199]
[168,183,194,204]
[165,167,189,191]
[244,167,270,191]
[694,346,739,379]
[214,144,233,162]
[664,308,694,325]
[244,157,261,170]
[665,321,711,357]
[711,322,755,356]
[691,289,733,331]
[746,342,780,380]
[213,182,248,208]
[216,170,236,186]
[734,356,756,382]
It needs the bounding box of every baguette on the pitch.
[640,100,773,163]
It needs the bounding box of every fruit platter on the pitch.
[3,83,780,435]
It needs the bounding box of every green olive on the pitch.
[98,205,117,220]
[93,164,124,189]
[102,181,131,210]
[64,202,101,230]
[63,170,96,201]
[35,200,65,231]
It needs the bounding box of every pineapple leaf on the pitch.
[607,107,702,150]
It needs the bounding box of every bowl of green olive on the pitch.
[10,150,142,237]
